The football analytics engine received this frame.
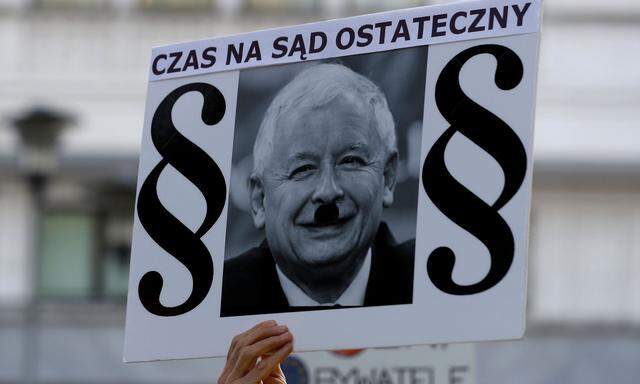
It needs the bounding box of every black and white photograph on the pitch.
[221,47,427,317]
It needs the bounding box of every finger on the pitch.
[222,322,276,384]
[241,342,293,384]
[270,363,285,381]
[229,321,277,358]
[265,364,287,384]
[229,323,287,364]
[228,321,277,364]
[218,362,234,384]
[220,353,241,384]
[243,322,287,346]
[231,331,292,376]
[272,363,284,376]
[226,326,289,382]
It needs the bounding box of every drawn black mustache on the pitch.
[314,203,340,225]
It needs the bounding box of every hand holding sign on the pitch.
[218,321,293,384]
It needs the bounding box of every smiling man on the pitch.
[221,63,415,317]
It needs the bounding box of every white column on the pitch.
[323,0,350,18]
[217,0,243,17]
[0,0,30,11]
[0,178,34,305]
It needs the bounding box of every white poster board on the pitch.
[124,0,541,362]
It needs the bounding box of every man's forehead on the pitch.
[277,123,377,158]
[279,92,369,122]
[276,97,375,135]
[286,142,371,161]
[264,96,386,166]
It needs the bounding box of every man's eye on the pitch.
[290,165,315,178]
[340,156,366,166]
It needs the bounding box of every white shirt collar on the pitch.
[275,249,372,307]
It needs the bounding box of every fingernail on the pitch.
[276,325,288,332]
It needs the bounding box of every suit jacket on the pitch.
[220,222,415,317]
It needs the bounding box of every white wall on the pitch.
[530,186,640,323]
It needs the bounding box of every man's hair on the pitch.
[252,63,397,176]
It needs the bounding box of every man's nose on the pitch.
[311,168,345,204]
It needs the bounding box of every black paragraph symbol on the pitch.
[137,83,227,316]
[422,45,527,295]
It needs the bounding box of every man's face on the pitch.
[251,95,396,277]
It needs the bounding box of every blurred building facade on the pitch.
[0,0,639,383]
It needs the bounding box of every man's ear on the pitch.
[249,174,266,229]
[382,151,398,208]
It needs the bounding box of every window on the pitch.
[102,215,132,297]
[39,213,95,297]
[246,0,319,13]
[140,0,215,10]
[38,195,134,300]
[33,0,113,10]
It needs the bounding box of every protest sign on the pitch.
[124,0,541,362]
